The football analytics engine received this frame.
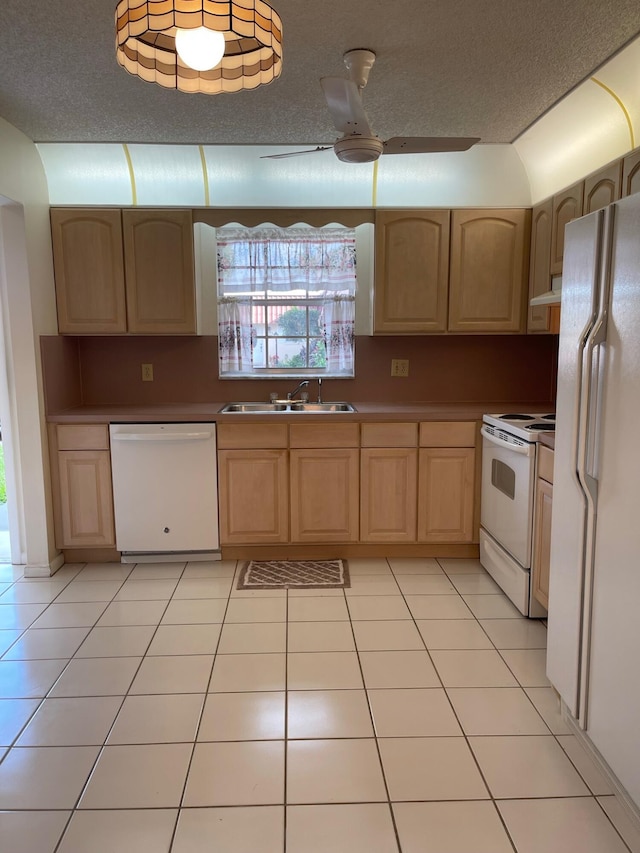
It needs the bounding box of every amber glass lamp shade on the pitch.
[115,0,283,94]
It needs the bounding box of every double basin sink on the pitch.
[219,401,356,414]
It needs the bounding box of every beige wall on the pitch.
[0,116,59,572]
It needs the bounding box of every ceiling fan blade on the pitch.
[383,136,481,155]
[320,77,373,136]
[260,146,332,160]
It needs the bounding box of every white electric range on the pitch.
[479,412,555,617]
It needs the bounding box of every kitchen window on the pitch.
[216,225,356,378]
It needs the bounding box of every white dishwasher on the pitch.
[109,423,220,562]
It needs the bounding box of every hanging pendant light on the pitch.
[115,0,283,94]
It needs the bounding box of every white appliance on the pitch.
[547,193,640,810]
[110,422,220,562]
[480,413,555,617]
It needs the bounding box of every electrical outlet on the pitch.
[391,358,409,377]
[141,363,154,382]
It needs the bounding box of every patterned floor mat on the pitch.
[237,559,350,589]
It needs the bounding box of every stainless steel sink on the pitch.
[219,403,288,413]
[289,402,355,412]
[219,402,356,414]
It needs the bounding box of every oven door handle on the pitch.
[480,426,534,456]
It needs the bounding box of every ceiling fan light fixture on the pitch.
[334,135,384,163]
[115,0,283,94]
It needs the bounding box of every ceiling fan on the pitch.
[262,49,480,164]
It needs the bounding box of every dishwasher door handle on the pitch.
[111,431,214,442]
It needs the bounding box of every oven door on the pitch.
[480,427,536,568]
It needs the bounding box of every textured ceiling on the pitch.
[1,1,640,146]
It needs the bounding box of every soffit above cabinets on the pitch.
[515,36,640,202]
[24,16,640,207]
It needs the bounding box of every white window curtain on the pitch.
[218,298,253,373]
[217,226,356,376]
[321,295,355,373]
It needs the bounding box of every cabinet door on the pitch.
[622,149,640,198]
[550,182,584,275]
[448,209,530,333]
[418,448,475,542]
[532,477,552,609]
[361,448,417,542]
[583,162,621,214]
[290,449,359,542]
[218,450,288,544]
[527,199,553,333]
[374,210,450,333]
[51,209,127,334]
[57,451,115,548]
[123,209,196,334]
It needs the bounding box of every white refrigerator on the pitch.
[547,192,640,810]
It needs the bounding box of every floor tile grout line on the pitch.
[434,559,610,847]
[432,558,520,853]
[593,795,636,853]
[49,561,191,853]
[0,560,103,763]
[283,586,290,853]
[390,558,533,851]
[166,559,237,852]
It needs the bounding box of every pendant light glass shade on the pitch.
[115,0,283,94]
[175,27,226,70]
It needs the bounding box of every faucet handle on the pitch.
[269,392,278,403]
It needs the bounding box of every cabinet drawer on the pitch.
[419,421,476,447]
[217,423,288,449]
[290,423,359,448]
[538,444,554,484]
[361,423,418,447]
[57,424,110,451]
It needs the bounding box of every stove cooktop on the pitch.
[483,412,556,441]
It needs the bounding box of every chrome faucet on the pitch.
[286,380,309,401]
[317,377,323,403]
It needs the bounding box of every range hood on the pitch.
[530,275,562,306]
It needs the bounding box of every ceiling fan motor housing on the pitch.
[334,135,384,163]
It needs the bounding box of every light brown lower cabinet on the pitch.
[417,448,475,542]
[57,450,115,548]
[50,424,116,549]
[218,450,289,545]
[290,449,360,543]
[360,448,418,542]
[532,447,554,609]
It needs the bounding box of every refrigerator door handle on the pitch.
[574,204,615,727]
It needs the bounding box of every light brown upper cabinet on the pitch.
[527,199,553,333]
[51,208,196,334]
[448,209,531,333]
[122,210,196,334]
[550,181,584,275]
[622,149,640,197]
[51,209,127,334]
[583,161,622,214]
[374,209,450,333]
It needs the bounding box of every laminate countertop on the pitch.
[46,402,556,424]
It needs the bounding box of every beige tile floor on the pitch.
[0,557,639,853]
